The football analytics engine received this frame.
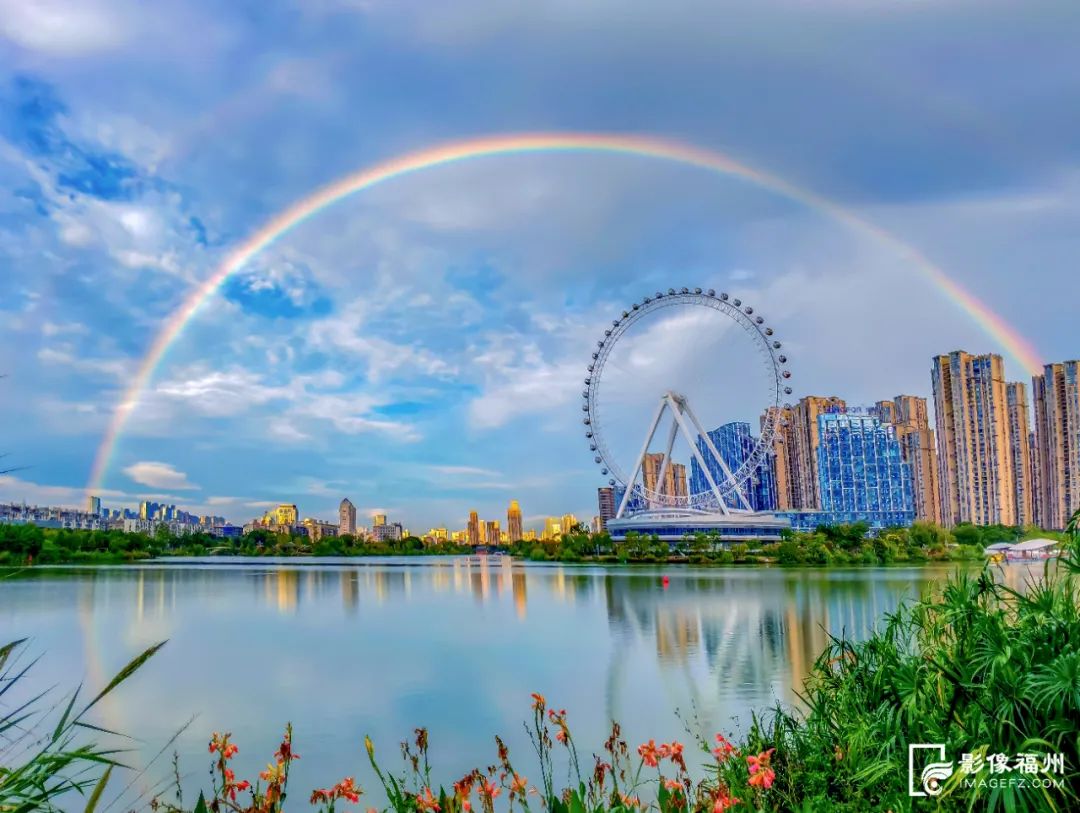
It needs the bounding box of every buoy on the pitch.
[661,575,670,587]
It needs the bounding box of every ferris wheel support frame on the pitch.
[615,391,752,519]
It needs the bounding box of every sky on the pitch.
[1,0,1078,532]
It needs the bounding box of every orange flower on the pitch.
[530,693,546,711]
[712,789,739,812]
[619,793,641,808]
[637,740,660,768]
[415,787,440,812]
[663,779,682,791]
[747,748,776,790]
[479,781,501,799]
[509,774,528,795]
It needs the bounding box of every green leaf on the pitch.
[83,766,112,813]
[80,641,166,718]
[193,791,209,813]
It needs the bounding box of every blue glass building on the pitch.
[689,422,778,511]
[813,412,915,525]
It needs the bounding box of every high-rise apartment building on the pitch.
[1032,361,1080,530]
[816,412,915,522]
[467,510,481,546]
[763,406,795,509]
[597,487,616,531]
[642,452,664,502]
[339,498,357,536]
[485,520,500,546]
[507,500,524,541]
[1006,382,1034,527]
[767,396,846,509]
[561,513,579,534]
[641,452,687,506]
[86,495,101,516]
[689,421,777,511]
[665,463,688,501]
[873,396,942,525]
[931,351,1018,526]
[373,513,387,527]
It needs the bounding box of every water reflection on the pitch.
[3,556,1046,803]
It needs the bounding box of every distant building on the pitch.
[523,529,537,542]
[932,351,1022,526]
[485,520,500,546]
[274,504,299,526]
[815,412,914,525]
[371,522,403,542]
[303,518,338,541]
[373,513,387,527]
[507,500,524,542]
[86,495,101,516]
[542,517,562,540]
[596,487,616,531]
[123,518,199,536]
[467,510,481,546]
[1032,360,1080,530]
[339,498,357,536]
[560,513,578,535]
[689,421,777,511]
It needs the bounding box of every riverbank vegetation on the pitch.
[510,520,1055,566]
[0,524,470,567]
[4,510,1079,812]
[0,517,1064,568]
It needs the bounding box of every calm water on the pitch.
[1,557,1037,806]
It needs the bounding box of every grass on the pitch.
[0,639,166,813]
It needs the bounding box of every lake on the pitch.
[1,557,1036,807]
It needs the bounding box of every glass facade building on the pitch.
[689,421,778,511]
[814,412,915,524]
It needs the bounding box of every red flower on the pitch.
[479,781,501,799]
[637,740,660,768]
[713,734,737,763]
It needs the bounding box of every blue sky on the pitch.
[1,0,1078,531]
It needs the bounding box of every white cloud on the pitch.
[426,465,502,477]
[0,0,129,56]
[122,461,198,490]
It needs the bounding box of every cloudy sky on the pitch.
[1,0,1077,531]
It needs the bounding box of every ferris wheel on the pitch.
[582,287,792,518]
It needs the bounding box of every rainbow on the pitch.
[85,132,1043,497]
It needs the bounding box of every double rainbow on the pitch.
[85,132,1043,497]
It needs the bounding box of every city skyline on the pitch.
[17,345,1078,534]
[1,2,1079,530]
